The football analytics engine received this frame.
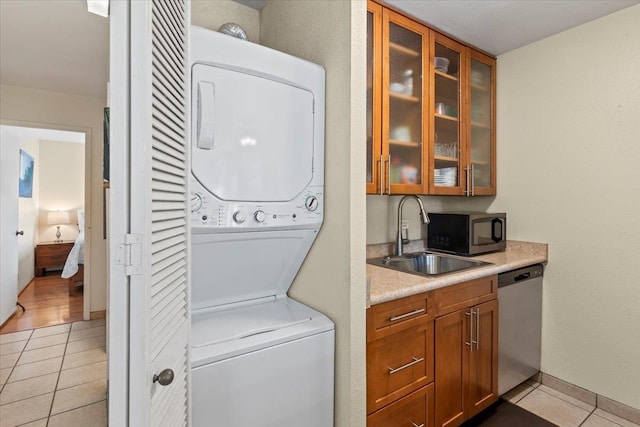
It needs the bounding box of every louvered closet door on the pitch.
[129,1,191,425]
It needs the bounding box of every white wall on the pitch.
[0,84,107,313]
[38,139,84,242]
[492,5,640,410]
[191,0,260,42]
[260,2,367,426]
[17,139,39,292]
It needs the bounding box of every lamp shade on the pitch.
[47,210,70,226]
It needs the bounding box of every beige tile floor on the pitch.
[0,320,106,427]
[503,379,640,427]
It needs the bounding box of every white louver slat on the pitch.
[128,0,190,425]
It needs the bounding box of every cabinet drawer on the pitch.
[37,254,68,267]
[367,291,434,342]
[367,322,434,414]
[368,383,434,427]
[37,243,73,256]
[435,275,497,316]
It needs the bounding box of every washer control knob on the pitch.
[190,193,203,213]
[233,211,246,224]
[254,210,266,223]
[305,196,319,212]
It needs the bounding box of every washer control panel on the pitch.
[191,180,323,230]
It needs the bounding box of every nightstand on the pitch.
[35,241,74,276]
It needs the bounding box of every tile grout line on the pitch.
[577,407,597,427]
[46,328,73,426]
[0,329,34,395]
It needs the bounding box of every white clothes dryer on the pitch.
[189,26,334,427]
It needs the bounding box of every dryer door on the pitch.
[192,63,314,202]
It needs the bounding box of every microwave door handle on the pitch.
[492,218,504,243]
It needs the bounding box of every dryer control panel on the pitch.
[191,179,323,231]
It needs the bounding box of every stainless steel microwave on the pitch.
[427,212,507,256]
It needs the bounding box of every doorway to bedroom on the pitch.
[0,125,86,334]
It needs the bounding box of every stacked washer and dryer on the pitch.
[188,26,335,426]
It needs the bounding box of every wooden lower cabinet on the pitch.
[367,275,498,427]
[435,299,498,427]
[368,383,435,427]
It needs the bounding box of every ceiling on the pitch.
[0,0,109,99]
[384,0,640,55]
[1,0,638,99]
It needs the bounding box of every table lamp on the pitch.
[47,210,70,243]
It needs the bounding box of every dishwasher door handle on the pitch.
[514,272,531,281]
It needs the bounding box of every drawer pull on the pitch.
[389,308,426,322]
[412,424,425,427]
[388,357,424,375]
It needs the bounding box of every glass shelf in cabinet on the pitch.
[389,42,420,57]
[389,139,421,148]
[434,69,458,81]
[389,92,420,103]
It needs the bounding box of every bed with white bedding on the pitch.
[61,230,84,279]
[61,210,85,295]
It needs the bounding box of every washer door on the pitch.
[192,63,314,202]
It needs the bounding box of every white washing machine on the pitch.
[189,26,334,427]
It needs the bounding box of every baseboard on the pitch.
[90,310,106,320]
[539,372,640,424]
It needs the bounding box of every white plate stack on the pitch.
[434,167,457,186]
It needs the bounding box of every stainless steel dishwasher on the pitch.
[498,264,544,395]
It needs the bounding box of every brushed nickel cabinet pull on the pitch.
[476,307,480,350]
[465,310,475,351]
[389,308,425,322]
[388,357,424,375]
[378,155,384,195]
[412,423,425,427]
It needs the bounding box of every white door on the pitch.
[0,126,20,325]
[109,0,191,425]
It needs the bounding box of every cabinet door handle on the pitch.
[389,308,425,322]
[465,310,473,351]
[476,307,480,350]
[388,357,424,375]
[471,164,476,196]
[378,156,384,195]
[464,165,471,196]
[412,423,425,427]
[386,154,391,194]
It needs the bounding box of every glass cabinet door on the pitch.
[468,51,496,195]
[382,9,428,194]
[366,2,382,194]
[430,34,465,194]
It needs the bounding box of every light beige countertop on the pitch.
[366,240,548,307]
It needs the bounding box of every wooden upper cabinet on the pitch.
[366,2,383,194]
[467,51,496,195]
[428,33,466,195]
[367,3,429,194]
[366,0,496,196]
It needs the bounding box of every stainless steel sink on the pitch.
[368,251,491,276]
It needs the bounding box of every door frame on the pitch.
[0,118,93,320]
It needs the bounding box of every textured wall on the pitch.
[492,5,640,409]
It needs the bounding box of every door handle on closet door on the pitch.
[16,230,24,236]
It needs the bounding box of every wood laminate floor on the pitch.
[0,273,83,334]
